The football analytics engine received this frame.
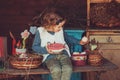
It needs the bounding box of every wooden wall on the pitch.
[0,0,87,55]
[0,0,87,36]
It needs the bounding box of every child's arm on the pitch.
[64,32,88,45]
[32,30,48,54]
[64,32,80,45]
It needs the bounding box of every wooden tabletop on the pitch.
[3,58,118,75]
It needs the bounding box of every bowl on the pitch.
[52,48,64,53]
[47,43,65,53]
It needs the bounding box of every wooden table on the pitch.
[2,59,118,80]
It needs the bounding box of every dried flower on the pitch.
[21,30,30,39]
[21,29,30,49]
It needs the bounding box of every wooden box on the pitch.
[87,30,120,80]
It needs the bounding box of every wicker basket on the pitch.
[9,54,43,69]
[88,53,103,66]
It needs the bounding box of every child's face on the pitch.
[53,20,66,32]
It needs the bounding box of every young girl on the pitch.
[32,11,87,80]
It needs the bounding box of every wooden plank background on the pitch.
[0,0,87,36]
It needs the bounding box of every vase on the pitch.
[16,48,26,54]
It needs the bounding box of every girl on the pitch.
[32,11,87,80]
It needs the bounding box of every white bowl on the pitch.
[16,48,26,54]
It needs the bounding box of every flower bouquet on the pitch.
[9,29,43,69]
[16,30,30,54]
[10,29,30,58]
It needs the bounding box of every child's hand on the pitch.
[80,40,89,45]
[46,46,53,54]
[80,36,89,45]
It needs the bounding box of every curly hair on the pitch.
[41,12,64,27]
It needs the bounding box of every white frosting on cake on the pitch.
[73,52,80,55]
[81,52,86,54]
